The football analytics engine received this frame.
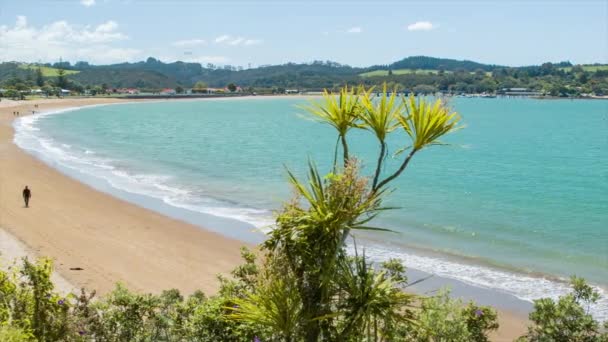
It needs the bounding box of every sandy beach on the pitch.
[0,97,248,296]
[0,97,528,340]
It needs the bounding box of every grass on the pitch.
[559,65,608,72]
[360,69,493,77]
[360,69,441,77]
[362,65,608,78]
[18,64,80,77]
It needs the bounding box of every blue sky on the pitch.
[1,0,606,67]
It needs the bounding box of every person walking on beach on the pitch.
[22,186,32,208]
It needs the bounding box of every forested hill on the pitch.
[1,56,607,96]
[389,56,501,71]
[0,56,510,89]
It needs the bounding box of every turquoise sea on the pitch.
[14,97,608,319]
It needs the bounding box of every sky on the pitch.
[0,0,606,68]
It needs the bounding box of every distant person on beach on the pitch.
[22,186,32,208]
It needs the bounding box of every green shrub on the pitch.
[404,290,498,342]
[519,276,607,342]
[0,324,34,342]
[0,258,76,341]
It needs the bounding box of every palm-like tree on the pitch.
[228,274,302,342]
[264,161,392,341]
[234,86,463,341]
[336,251,416,342]
[374,94,463,191]
[359,84,402,189]
[301,86,362,167]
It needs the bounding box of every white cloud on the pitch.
[214,34,261,46]
[214,34,230,43]
[244,39,262,46]
[347,27,362,34]
[16,15,27,28]
[407,21,434,31]
[0,16,138,64]
[172,39,206,47]
[229,37,244,45]
[96,20,117,33]
[80,0,96,7]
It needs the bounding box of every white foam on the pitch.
[13,108,276,232]
[348,242,608,321]
[13,106,608,322]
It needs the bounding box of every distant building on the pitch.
[116,88,139,94]
[160,88,176,95]
[206,88,224,94]
[500,88,542,96]
[285,89,299,94]
[60,89,71,96]
[223,86,243,93]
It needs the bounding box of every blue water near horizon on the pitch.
[13,97,608,319]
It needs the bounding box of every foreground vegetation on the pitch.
[1,86,606,341]
[1,256,605,341]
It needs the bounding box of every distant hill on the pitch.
[198,62,363,89]
[1,56,606,96]
[558,64,608,72]
[19,64,80,77]
[70,68,179,89]
[388,56,500,72]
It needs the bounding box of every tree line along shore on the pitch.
[1,56,607,100]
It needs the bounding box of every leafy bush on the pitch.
[519,276,608,342]
[402,290,498,342]
[0,253,258,342]
[0,258,74,341]
[0,324,34,342]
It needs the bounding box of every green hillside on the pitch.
[18,64,80,77]
[1,57,607,96]
[360,69,441,77]
[559,65,608,72]
[386,56,500,71]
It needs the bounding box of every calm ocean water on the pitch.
[14,97,608,319]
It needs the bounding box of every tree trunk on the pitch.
[302,286,323,342]
[372,141,386,189]
[341,134,349,167]
[374,149,417,192]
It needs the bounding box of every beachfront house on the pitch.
[206,88,224,94]
[500,88,542,97]
[60,89,71,96]
[115,88,140,95]
[160,88,177,95]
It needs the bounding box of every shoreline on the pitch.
[0,97,529,340]
[0,97,249,296]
